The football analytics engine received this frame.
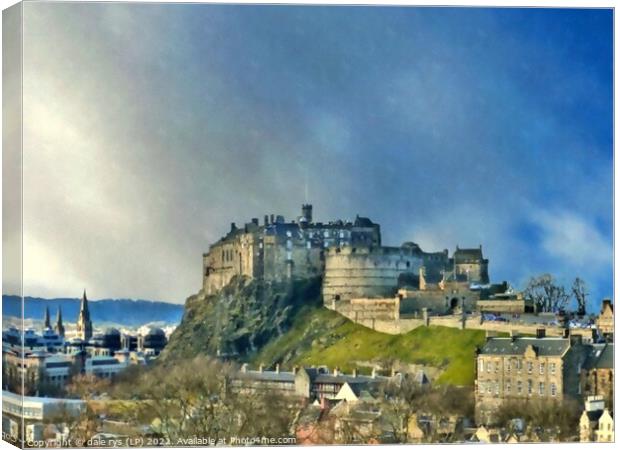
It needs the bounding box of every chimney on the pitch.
[391,367,396,377]
[259,364,264,373]
[333,367,339,376]
[264,215,269,226]
[320,395,328,411]
[270,214,275,224]
[352,368,357,378]
[371,367,377,378]
[230,222,237,232]
[570,334,583,346]
[241,363,248,373]
[563,328,570,338]
[251,218,258,226]
[510,329,518,341]
[275,364,280,374]
[292,366,299,375]
[536,328,546,339]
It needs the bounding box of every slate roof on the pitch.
[236,370,295,383]
[479,337,570,356]
[584,343,614,370]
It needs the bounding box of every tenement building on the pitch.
[474,334,589,425]
[581,342,614,403]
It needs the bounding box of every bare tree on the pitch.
[523,274,570,313]
[571,278,588,316]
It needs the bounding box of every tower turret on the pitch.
[301,204,313,223]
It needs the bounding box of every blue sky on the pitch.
[13,4,612,306]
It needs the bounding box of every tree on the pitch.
[494,398,581,441]
[571,278,588,316]
[523,274,570,313]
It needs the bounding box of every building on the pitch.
[581,342,613,402]
[322,244,492,309]
[75,290,93,341]
[232,364,393,401]
[579,396,614,442]
[202,204,381,295]
[596,299,613,341]
[474,335,589,425]
[2,390,85,421]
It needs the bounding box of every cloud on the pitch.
[12,4,612,305]
[530,209,612,271]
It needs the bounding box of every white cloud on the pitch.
[531,209,612,271]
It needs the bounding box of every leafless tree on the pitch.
[523,274,570,313]
[571,277,588,316]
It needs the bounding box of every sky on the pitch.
[4,3,613,307]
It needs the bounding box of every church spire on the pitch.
[76,290,93,341]
[44,306,51,329]
[55,306,65,338]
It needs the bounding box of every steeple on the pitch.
[55,306,65,338]
[76,290,93,341]
[43,306,51,329]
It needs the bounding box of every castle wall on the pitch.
[322,246,426,308]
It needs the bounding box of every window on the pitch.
[506,359,511,373]
[517,381,522,394]
[539,382,545,395]
[495,362,499,373]
[495,382,500,395]
[486,362,491,373]
[516,360,522,372]
[528,380,533,395]
[539,363,545,375]
[506,382,511,393]
[486,383,491,394]
[479,359,484,372]
[550,363,556,374]
[527,361,533,374]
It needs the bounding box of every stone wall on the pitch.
[335,302,567,337]
[322,245,444,307]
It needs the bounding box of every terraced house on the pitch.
[474,334,589,424]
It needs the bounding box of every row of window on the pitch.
[480,380,557,397]
[480,359,556,375]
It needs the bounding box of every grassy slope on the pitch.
[250,305,488,386]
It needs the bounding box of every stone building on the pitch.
[202,204,381,295]
[232,364,393,401]
[596,299,613,341]
[579,396,614,442]
[581,342,613,403]
[474,334,589,425]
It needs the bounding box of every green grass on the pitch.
[250,305,488,386]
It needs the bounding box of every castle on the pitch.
[201,204,512,316]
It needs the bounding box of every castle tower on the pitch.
[43,306,51,329]
[301,204,313,223]
[76,290,93,341]
[55,306,65,338]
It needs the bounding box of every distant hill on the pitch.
[2,296,184,326]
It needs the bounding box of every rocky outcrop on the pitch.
[160,276,322,363]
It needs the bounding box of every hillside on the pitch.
[2,296,184,326]
[161,277,487,385]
